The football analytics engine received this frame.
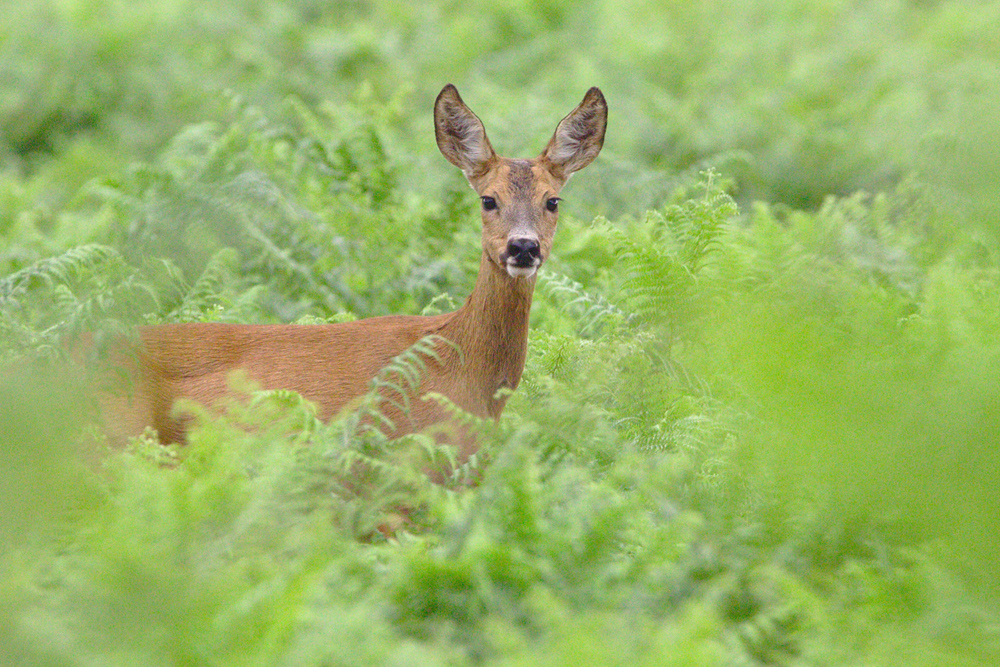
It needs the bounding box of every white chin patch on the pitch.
[506,264,538,279]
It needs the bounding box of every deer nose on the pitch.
[506,238,541,266]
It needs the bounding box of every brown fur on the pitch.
[103,85,607,465]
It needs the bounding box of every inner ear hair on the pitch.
[542,87,607,178]
[435,84,497,177]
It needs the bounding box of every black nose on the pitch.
[506,238,541,265]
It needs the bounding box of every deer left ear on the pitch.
[540,87,607,179]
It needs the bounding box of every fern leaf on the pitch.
[168,247,240,321]
[539,272,633,337]
[0,244,122,303]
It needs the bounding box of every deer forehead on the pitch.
[480,159,563,202]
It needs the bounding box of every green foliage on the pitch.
[0,244,148,358]
[3,0,1000,664]
[612,172,737,333]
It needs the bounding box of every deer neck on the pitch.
[439,250,536,412]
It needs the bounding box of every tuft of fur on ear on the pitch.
[540,87,607,180]
[434,84,498,180]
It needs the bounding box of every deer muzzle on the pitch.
[503,237,542,278]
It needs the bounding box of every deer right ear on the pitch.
[435,84,497,180]
[540,87,607,180]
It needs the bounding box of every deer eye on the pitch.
[481,196,498,211]
[546,197,560,213]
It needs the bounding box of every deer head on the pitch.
[434,85,607,280]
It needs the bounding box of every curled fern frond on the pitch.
[420,292,460,316]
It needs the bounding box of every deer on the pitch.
[101,84,608,474]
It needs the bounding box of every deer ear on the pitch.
[435,84,498,180]
[540,87,607,179]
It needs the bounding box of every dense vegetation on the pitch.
[2,0,999,664]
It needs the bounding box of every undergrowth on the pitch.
[3,8,1000,663]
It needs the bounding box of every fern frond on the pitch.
[668,170,739,273]
[421,391,494,486]
[236,202,353,314]
[167,247,240,321]
[247,388,324,445]
[610,172,738,329]
[348,334,460,439]
[421,391,490,433]
[0,244,122,305]
[539,272,634,337]
[616,233,694,324]
[420,292,460,316]
[0,244,160,359]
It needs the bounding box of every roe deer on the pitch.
[103,84,607,465]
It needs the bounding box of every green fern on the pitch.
[288,334,477,530]
[421,391,494,486]
[0,243,122,305]
[539,271,633,337]
[613,172,737,330]
[82,97,426,322]
[670,171,739,273]
[350,334,459,439]
[0,244,157,358]
[165,247,240,322]
[246,388,325,446]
